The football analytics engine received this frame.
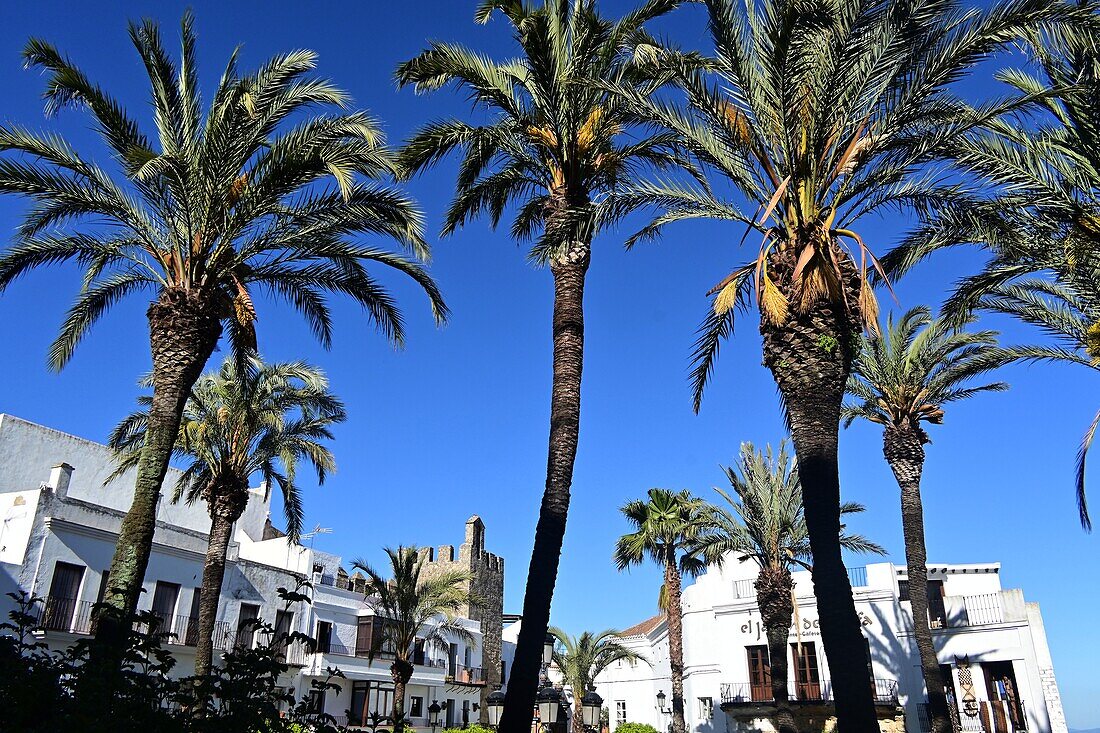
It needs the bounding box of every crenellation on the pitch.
[437,544,454,562]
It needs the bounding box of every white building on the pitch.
[0,414,508,729]
[595,558,1067,733]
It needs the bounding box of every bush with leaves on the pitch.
[615,723,660,733]
[0,583,350,733]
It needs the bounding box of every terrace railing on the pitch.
[720,678,898,706]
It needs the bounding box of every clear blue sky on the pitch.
[0,1,1095,728]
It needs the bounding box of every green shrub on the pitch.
[442,726,495,733]
[616,723,660,733]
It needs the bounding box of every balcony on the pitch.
[34,597,94,634]
[720,678,899,707]
[448,663,485,686]
[926,590,1027,630]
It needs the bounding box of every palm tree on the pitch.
[550,628,647,733]
[107,356,345,678]
[394,2,688,727]
[614,488,710,733]
[0,14,445,647]
[842,307,1006,733]
[601,0,1084,724]
[696,442,883,733]
[352,547,479,733]
[881,27,1100,531]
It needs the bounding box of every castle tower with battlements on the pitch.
[420,516,504,723]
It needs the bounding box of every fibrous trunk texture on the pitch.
[664,547,687,733]
[756,566,796,733]
[760,246,878,731]
[884,425,951,733]
[391,658,415,733]
[500,241,589,733]
[90,289,221,692]
[194,475,250,679]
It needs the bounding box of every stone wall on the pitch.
[420,516,505,724]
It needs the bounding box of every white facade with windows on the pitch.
[0,414,507,729]
[595,558,1067,733]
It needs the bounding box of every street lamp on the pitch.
[429,700,442,733]
[655,690,668,714]
[487,688,506,729]
[536,685,563,731]
[543,633,555,667]
[581,689,603,731]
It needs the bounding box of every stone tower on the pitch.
[421,516,504,723]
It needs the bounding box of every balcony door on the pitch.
[151,581,180,633]
[983,660,1025,731]
[45,561,85,631]
[184,589,201,645]
[927,580,946,628]
[746,645,772,702]
[791,642,822,701]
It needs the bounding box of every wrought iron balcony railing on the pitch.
[720,678,898,706]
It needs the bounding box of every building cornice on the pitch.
[44,517,206,562]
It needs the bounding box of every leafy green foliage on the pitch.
[396,0,691,262]
[0,587,349,733]
[550,627,647,704]
[695,441,885,572]
[615,722,659,733]
[109,356,346,541]
[0,11,446,370]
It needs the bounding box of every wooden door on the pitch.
[747,645,772,702]
[791,642,822,701]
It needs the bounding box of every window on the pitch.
[448,642,458,676]
[927,580,947,628]
[410,696,424,719]
[747,645,772,702]
[185,589,202,646]
[308,689,326,714]
[791,643,822,701]
[236,603,260,649]
[350,681,394,727]
[698,697,713,720]
[462,700,471,726]
[898,580,910,602]
[445,698,456,728]
[151,581,180,632]
[413,637,426,665]
[316,621,333,654]
[615,700,626,728]
[44,561,85,631]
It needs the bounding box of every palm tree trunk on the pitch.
[90,290,221,670]
[884,426,951,733]
[755,567,796,733]
[664,547,687,733]
[573,693,586,733]
[500,242,589,733]
[761,271,878,730]
[194,477,250,679]
[392,659,414,733]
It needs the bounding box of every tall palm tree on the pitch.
[550,628,647,733]
[842,307,1006,733]
[601,0,1085,724]
[882,26,1100,530]
[352,547,479,733]
[394,3,688,728]
[107,356,346,678]
[0,14,445,648]
[696,442,883,733]
[614,488,709,733]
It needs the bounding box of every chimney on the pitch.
[48,463,74,499]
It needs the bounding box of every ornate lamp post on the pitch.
[581,689,603,732]
[536,685,563,732]
[655,690,669,714]
[429,700,442,733]
[487,688,507,729]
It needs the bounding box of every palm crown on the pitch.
[698,441,884,573]
[614,488,710,576]
[396,0,688,259]
[108,357,345,541]
[550,627,647,697]
[843,307,1008,442]
[0,13,445,367]
[599,0,1085,409]
[351,546,477,663]
[879,29,1100,530]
